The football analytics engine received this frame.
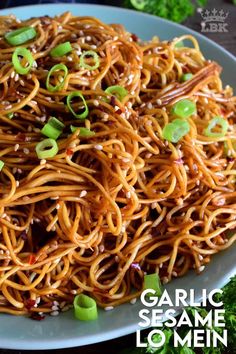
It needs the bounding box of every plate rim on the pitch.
[0,3,235,350]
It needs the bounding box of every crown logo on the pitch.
[200,8,228,22]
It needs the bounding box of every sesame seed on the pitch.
[172,271,178,277]
[51,305,59,311]
[29,272,37,283]
[51,196,59,200]
[131,91,135,95]
[1,213,6,219]
[140,103,145,108]
[130,298,137,305]
[79,190,87,198]
[45,97,52,101]
[19,80,25,86]
[103,113,109,120]
[121,225,126,233]
[159,263,163,269]
[199,255,203,261]
[79,30,84,36]
[156,99,162,105]
[90,44,97,50]
[36,297,41,304]
[94,144,103,151]
[104,306,114,311]
[53,301,59,306]
[14,73,19,82]
[99,245,105,252]
[31,100,37,105]
[127,102,132,109]
[55,204,60,210]
[71,290,77,295]
[122,157,130,163]
[126,191,131,199]
[67,56,73,61]
[14,144,19,151]
[16,181,19,187]
[84,24,91,29]
[71,33,77,39]
[86,36,92,41]
[5,105,12,109]
[93,100,99,106]
[76,49,82,56]
[61,305,70,312]
[23,196,30,201]
[10,71,15,79]
[59,301,66,309]
[27,74,32,80]
[114,106,120,111]
[151,202,157,209]
[199,265,205,273]
[50,311,59,316]
[162,277,169,284]
[40,159,46,165]
[147,102,153,109]
[23,148,30,155]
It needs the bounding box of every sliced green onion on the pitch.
[12,47,34,75]
[41,125,61,140]
[70,125,95,137]
[0,160,4,171]
[46,63,68,92]
[163,118,190,143]
[74,294,98,321]
[50,42,72,58]
[105,85,127,102]
[180,73,193,82]
[7,113,14,119]
[5,26,37,46]
[79,50,100,70]
[144,273,162,297]
[48,117,65,130]
[67,91,89,119]
[171,99,196,118]
[204,116,228,138]
[41,117,65,140]
[130,0,147,10]
[35,138,58,159]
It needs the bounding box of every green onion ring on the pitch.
[46,63,68,92]
[67,91,89,119]
[12,47,34,75]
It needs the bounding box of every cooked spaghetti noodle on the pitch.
[0,12,235,317]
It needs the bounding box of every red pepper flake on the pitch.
[110,96,116,107]
[24,299,36,310]
[28,254,36,265]
[16,133,26,142]
[131,33,139,42]
[161,54,168,60]
[66,148,73,156]
[30,313,45,321]
[227,157,235,163]
[220,108,226,116]
[116,109,122,115]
